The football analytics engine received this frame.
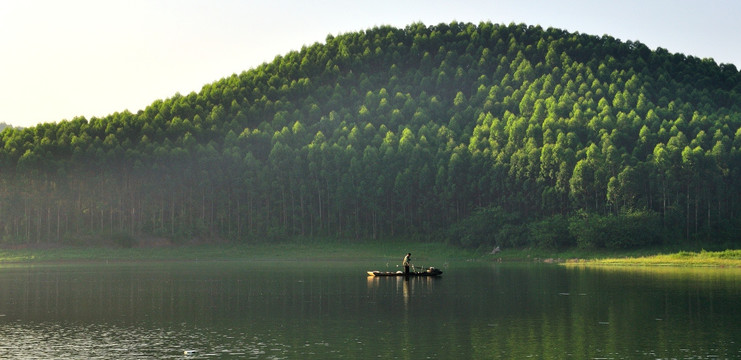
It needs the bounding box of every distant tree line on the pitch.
[1,22,740,249]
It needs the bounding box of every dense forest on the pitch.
[2,22,741,250]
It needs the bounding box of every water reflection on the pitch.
[0,261,738,359]
[366,274,441,311]
[564,263,741,282]
[0,320,295,359]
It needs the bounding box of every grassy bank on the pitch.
[576,249,741,267]
[485,245,741,267]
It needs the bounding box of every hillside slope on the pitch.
[2,22,741,249]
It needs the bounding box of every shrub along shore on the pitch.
[0,240,739,267]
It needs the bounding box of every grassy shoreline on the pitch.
[571,249,741,267]
[1,241,740,267]
[491,247,741,267]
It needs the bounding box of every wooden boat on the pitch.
[366,267,443,277]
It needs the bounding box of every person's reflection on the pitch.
[402,276,410,307]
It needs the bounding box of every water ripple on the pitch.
[0,321,292,359]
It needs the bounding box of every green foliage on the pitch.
[111,232,138,248]
[529,214,574,249]
[1,22,741,250]
[568,210,665,249]
[447,206,525,249]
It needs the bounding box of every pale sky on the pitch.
[1,0,739,128]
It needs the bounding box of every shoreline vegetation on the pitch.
[0,240,740,268]
[567,249,741,268]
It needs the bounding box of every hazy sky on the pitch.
[1,0,739,128]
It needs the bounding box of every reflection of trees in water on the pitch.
[0,263,739,358]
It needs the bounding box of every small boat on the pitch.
[367,267,443,277]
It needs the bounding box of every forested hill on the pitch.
[3,22,741,249]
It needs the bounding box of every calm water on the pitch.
[0,260,739,359]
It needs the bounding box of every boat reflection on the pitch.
[366,272,440,308]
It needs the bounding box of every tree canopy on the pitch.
[2,22,741,249]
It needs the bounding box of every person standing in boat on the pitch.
[403,253,412,276]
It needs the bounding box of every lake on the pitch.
[0,260,739,359]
